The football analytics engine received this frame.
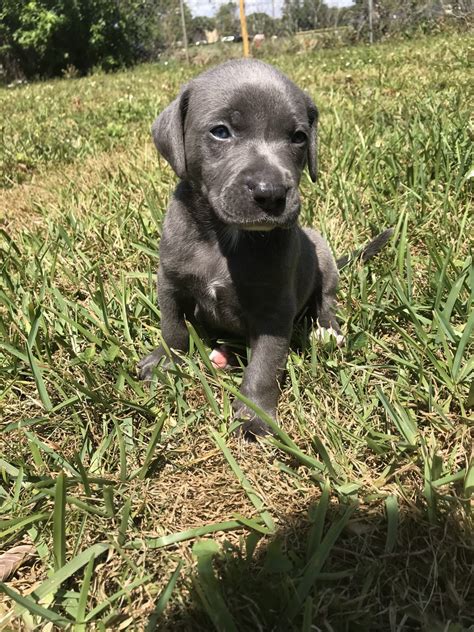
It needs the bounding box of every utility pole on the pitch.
[239,0,250,57]
[179,0,190,63]
[368,0,374,44]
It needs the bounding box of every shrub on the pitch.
[0,0,158,80]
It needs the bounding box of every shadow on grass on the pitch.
[150,499,473,632]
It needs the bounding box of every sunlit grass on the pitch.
[0,31,472,630]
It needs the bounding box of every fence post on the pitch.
[179,0,190,63]
[368,0,374,44]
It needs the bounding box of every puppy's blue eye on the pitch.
[291,131,307,144]
[210,125,231,139]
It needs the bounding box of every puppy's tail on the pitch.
[336,228,394,271]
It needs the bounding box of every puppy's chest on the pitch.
[194,274,237,318]
[182,257,243,329]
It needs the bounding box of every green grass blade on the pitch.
[385,495,399,553]
[376,387,417,446]
[287,503,357,620]
[84,575,152,623]
[311,436,341,480]
[270,438,325,472]
[301,597,313,632]
[0,582,71,628]
[222,383,299,449]
[102,486,116,518]
[211,429,275,532]
[306,480,330,561]
[187,322,217,374]
[74,554,95,631]
[0,458,20,478]
[113,419,128,482]
[118,498,132,547]
[53,472,66,570]
[137,413,166,480]
[452,308,474,380]
[192,540,238,632]
[26,344,53,412]
[22,544,110,611]
[145,561,183,631]
[126,520,245,550]
[0,512,51,539]
[184,356,220,416]
[464,462,474,500]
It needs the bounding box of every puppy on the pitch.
[138,59,391,437]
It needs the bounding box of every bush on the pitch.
[0,0,158,80]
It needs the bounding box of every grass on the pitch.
[0,30,473,631]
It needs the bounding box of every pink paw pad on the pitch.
[209,345,233,369]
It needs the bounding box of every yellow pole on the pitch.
[239,0,250,57]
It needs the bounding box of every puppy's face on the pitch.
[152,60,318,231]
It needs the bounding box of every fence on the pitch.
[178,0,473,57]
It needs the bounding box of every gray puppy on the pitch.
[138,59,391,437]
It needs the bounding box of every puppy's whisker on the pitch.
[217,224,241,253]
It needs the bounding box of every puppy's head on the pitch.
[152,59,318,231]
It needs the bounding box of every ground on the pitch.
[0,30,472,631]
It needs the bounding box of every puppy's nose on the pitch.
[249,181,287,214]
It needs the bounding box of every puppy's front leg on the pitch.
[138,274,189,380]
[234,321,292,438]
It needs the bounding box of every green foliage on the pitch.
[282,0,333,33]
[348,0,471,39]
[158,0,193,48]
[215,2,239,36]
[246,12,276,36]
[280,0,472,39]
[190,15,216,43]
[1,0,470,80]
[0,0,176,79]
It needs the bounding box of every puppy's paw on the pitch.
[209,345,234,370]
[314,325,345,347]
[137,350,164,380]
[233,403,273,440]
[137,348,179,380]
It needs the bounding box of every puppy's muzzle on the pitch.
[247,179,288,216]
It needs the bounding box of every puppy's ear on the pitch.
[151,86,190,179]
[306,97,319,183]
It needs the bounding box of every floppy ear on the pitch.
[151,86,190,179]
[306,97,319,183]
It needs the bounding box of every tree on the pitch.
[0,0,161,79]
[190,16,216,43]
[346,0,450,40]
[281,0,332,33]
[215,2,239,36]
[246,12,276,35]
[158,0,193,48]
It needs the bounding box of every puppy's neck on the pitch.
[176,181,212,221]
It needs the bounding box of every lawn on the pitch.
[0,31,473,631]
